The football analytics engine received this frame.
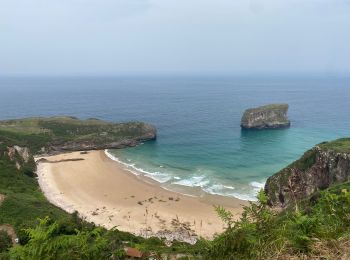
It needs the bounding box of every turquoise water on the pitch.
[1,76,349,200]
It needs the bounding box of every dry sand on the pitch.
[36,150,247,242]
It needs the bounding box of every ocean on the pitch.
[1,76,349,200]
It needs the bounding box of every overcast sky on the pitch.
[1,0,350,76]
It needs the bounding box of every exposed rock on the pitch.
[265,138,350,208]
[139,229,198,245]
[46,125,156,154]
[0,193,5,206]
[13,145,31,163]
[7,146,31,169]
[241,104,290,129]
[15,162,21,170]
[7,147,16,160]
[7,146,30,162]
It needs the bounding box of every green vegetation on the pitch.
[249,103,289,111]
[0,149,68,243]
[288,148,317,171]
[318,138,350,153]
[0,231,12,254]
[8,217,123,259]
[6,183,350,259]
[1,117,350,259]
[0,116,155,153]
[266,148,318,203]
[206,187,350,259]
[243,103,289,116]
[0,117,196,259]
[266,138,350,205]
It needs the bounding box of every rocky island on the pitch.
[265,138,350,208]
[241,104,290,129]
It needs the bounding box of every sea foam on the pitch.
[172,175,210,188]
[105,149,262,201]
[105,150,172,183]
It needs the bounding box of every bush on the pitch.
[9,217,120,260]
[0,230,12,253]
[206,187,350,259]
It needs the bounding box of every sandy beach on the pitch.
[36,150,246,242]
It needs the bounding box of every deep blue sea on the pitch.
[1,76,349,200]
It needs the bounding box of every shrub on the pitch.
[0,230,12,253]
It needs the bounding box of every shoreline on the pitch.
[104,149,263,202]
[36,150,247,243]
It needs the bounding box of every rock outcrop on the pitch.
[265,138,350,208]
[7,146,31,170]
[241,104,290,129]
[46,123,157,153]
[0,117,157,155]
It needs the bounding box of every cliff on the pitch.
[0,116,156,154]
[265,138,350,208]
[241,104,290,129]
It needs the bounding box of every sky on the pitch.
[1,0,350,76]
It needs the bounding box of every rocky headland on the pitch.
[241,104,290,130]
[265,138,350,208]
[0,116,156,155]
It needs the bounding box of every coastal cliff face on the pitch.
[241,104,290,129]
[265,138,350,208]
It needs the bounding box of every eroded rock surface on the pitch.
[241,104,290,129]
[265,139,350,208]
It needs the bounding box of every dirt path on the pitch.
[0,224,17,245]
[0,193,5,205]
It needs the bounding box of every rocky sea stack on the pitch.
[241,104,290,130]
[265,138,350,208]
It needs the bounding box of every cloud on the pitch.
[0,0,349,75]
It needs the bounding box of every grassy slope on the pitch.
[0,117,138,243]
[318,138,350,153]
[0,148,71,243]
[0,117,200,258]
[0,116,155,153]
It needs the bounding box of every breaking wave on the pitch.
[105,150,265,201]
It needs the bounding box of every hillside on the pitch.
[0,117,203,259]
